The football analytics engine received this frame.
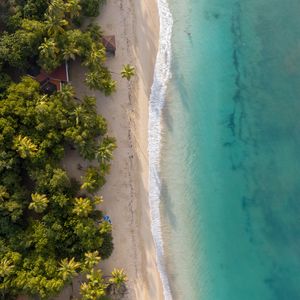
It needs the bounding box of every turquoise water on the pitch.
[160,0,300,299]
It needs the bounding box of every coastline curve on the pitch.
[148,0,173,299]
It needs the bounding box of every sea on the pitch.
[149,0,300,299]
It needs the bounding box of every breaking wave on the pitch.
[148,0,173,299]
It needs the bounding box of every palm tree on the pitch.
[101,79,116,96]
[109,268,127,295]
[36,95,48,112]
[84,251,101,271]
[121,64,135,80]
[96,138,116,164]
[59,257,81,298]
[99,221,112,234]
[80,167,104,193]
[0,258,14,299]
[85,71,100,90]
[65,0,81,18]
[0,259,14,277]
[62,29,80,61]
[58,84,75,103]
[80,269,107,300]
[62,45,79,61]
[93,195,103,205]
[47,0,66,20]
[13,135,38,159]
[72,197,92,217]
[29,193,49,213]
[38,38,59,60]
[85,68,116,95]
[21,19,45,36]
[86,23,103,40]
[83,44,106,68]
[80,179,97,193]
[45,15,68,36]
[59,257,81,281]
[0,186,9,201]
[72,106,85,126]
[99,161,111,176]
[38,38,61,72]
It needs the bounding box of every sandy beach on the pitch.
[63,0,163,299]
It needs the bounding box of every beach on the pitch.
[97,1,163,298]
[67,0,164,299]
[66,0,300,299]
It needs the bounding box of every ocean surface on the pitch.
[154,0,300,299]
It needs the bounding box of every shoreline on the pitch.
[62,0,163,299]
[148,0,173,298]
[95,0,164,299]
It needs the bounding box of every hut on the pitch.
[28,62,70,94]
[101,35,116,56]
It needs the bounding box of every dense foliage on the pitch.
[0,77,116,299]
[80,0,106,17]
[0,0,127,299]
[0,0,116,96]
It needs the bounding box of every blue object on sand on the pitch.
[103,215,112,224]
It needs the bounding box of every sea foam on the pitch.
[148,0,173,299]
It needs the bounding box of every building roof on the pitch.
[101,35,116,54]
[33,62,69,93]
[36,64,68,83]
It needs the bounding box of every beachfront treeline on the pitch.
[0,0,116,95]
[0,0,127,299]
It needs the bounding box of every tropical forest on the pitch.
[0,0,130,299]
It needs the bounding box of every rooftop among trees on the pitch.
[0,0,129,299]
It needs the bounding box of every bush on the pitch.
[81,0,106,17]
[99,233,114,259]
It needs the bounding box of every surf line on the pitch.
[148,0,173,299]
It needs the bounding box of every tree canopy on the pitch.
[0,77,116,299]
[0,0,116,95]
[0,0,131,298]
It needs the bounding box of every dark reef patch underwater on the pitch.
[161,0,300,299]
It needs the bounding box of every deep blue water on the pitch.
[160,0,300,299]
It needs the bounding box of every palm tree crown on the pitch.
[80,269,107,300]
[84,251,101,271]
[109,268,127,288]
[65,0,81,18]
[0,259,14,277]
[38,38,59,59]
[73,197,93,217]
[59,257,81,281]
[121,64,135,80]
[0,185,9,201]
[29,193,49,213]
[96,138,116,163]
[13,135,38,159]
[99,220,112,234]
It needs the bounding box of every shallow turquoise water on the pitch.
[161,0,300,299]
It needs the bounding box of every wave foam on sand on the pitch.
[148,0,173,299]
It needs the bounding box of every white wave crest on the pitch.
[148,0,173,299]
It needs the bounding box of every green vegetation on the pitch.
[108,268,128,296]
[0,76,116,299]
[0,0,130,299]
[80,0,106,17]
[80,267,127,300]
[0,0,116,95]
[121,64,135,81]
